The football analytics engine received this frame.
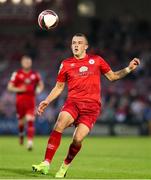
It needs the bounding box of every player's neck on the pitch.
[22,69,31,73]
[74,53,87,60]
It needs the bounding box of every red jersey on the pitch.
[10,69,41,101]
[57,54,111,104]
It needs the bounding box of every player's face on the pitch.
[71,36,88,58]
[21,57,32,70]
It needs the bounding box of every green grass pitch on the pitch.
[0,136,151,179]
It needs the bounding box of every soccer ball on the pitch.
[38,10,59,30]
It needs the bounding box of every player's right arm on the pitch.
[37,81,65,116]
[7,72,26,93]
[7,82,26,93]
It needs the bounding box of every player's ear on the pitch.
[85,44,88,50]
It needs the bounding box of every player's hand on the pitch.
[128,58,140,71]
[37,100,49,116]
[18,85,27,92]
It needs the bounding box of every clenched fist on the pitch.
[128,58,140,71]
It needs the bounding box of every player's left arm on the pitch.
[35,73,44,94]
[104,58,140,81]
[36,80,44,94]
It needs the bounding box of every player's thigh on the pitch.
[73,123,90,144]
[54,111,75,132]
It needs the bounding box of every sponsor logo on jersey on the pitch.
[89,59,95,64]
[25,78,31,84]
[79,66,88,72]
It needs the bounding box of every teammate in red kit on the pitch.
[7,55,44,150]
[32,33,140,177]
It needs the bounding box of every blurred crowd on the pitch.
[0,15,151,134]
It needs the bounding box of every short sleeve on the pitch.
[57,62,67,82]
[10,71,18,84]
[99,57,111,74]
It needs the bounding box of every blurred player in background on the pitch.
[7,55,44,150]
[32,33,140,177]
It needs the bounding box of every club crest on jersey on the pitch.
[89,59,95,64]
[79,66,88,72]
[31,74,36,80]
